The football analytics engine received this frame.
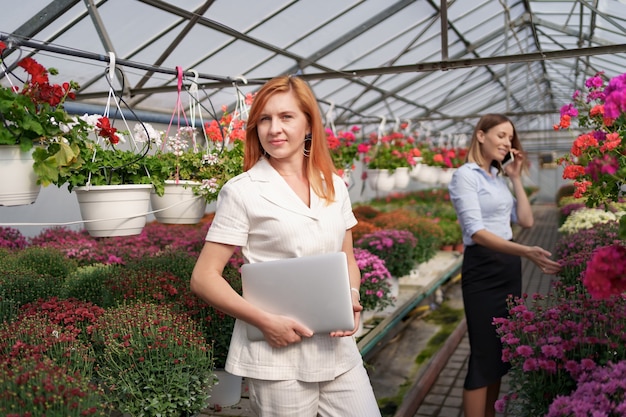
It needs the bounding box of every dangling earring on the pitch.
[303,133,312,157]
[260,146,269,158]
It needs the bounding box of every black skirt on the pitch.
[461,243,522,390]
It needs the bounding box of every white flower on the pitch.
[558,208,622,234]
[133,122,161,144]
[203,152,219,165]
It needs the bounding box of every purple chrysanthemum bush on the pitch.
[494,213,626,416]
[546,360,626,416]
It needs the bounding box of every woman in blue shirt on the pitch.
[448,113,561,417]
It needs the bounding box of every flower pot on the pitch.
[150,180,207,224]
[437,168,456,186]
[0,145,41,206]
[207,369,242,407]
[393,167,411,189]
[410,161,423,179]
[415,165,440,184]
[367,169,396,193]
[74,184,152,237]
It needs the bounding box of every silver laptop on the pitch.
[241,252,355,341]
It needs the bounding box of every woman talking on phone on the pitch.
[447,113,561,417]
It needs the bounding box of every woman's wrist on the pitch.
[350,287,360,300]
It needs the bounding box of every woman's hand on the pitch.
[525,245,562,275]
[331,293,363,337]
[260,314,313,348]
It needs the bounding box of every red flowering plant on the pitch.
[361,131,416,171]
[0,42,82,150]
[326,126,361,175]
[0,42,93,185]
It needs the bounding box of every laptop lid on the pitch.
[241,252,355,341]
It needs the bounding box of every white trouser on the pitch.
[247,362,381,417]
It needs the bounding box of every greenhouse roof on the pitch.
[2,0,626,152]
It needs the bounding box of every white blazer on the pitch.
[205,158,362,382]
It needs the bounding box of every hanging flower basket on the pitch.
[74,184,152,237]
[150,180,207,224]
[0,145,41,206]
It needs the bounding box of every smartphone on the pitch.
[502,151,514,167]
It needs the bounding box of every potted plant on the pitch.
[555,70,626,239]
[143,103,246,225]
[32,114,158,237]
[360,132,415,192]
[0,41,86,206]
[326,126,360,182]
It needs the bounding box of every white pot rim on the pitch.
[74,184,153,192]
[164,179,202,186]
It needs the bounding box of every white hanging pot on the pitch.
[393,167,411,189]
[207,369,242,407]
[416,165,440,184]
[410,157,423,179]
[366,169,396,193]
[0,145,41,206]
[150,180,207,224]
[74,184,152,237]
[437,168,456,186]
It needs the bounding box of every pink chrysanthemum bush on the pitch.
[554,219,622,295]
[355,229,418,277]
[353,248,395,312]
[494,288,626,417]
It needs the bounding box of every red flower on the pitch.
[96,116,120,145]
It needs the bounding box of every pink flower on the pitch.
[583,244,626,299]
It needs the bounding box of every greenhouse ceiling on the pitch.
[1,0,626,152]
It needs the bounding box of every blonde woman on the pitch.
[448,113,561,417]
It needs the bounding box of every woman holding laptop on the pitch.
[190,75,381,416]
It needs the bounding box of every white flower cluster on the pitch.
[558,207,626,234]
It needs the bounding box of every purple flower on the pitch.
[559,103,578,118]
[603,73,626,118]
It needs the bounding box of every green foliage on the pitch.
[61,264,118,308]
[146,139,244,203]
[0,265,63,308]
[14,245,77,278]
[125,249,196,280]
[93,302,214,417]
[437,219,463,246]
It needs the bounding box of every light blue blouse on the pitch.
[448,163,518,246]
